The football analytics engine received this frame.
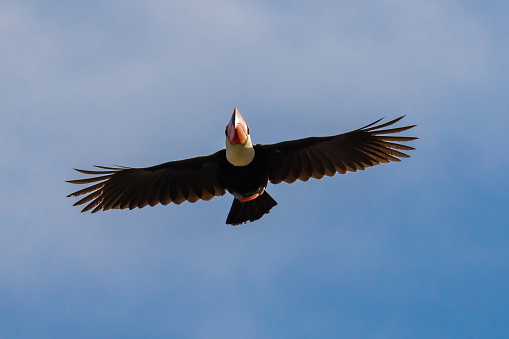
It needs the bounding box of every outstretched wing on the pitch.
[259,116,417,184]
[67,151,226,213]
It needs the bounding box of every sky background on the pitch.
[1,0,508,338]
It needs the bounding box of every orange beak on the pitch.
[227,108,248,145]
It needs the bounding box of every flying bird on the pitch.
[67,108,417,225]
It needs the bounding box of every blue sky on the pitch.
[1,0,508,338]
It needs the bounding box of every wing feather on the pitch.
[305,148,325,179]
[134,172,160,209]
[148,171,169,206]
[259,116,417,184]
[158,173,174,206]
[310,145,336,176]
[67,151,226,213]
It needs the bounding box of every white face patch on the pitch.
[225,108,254,166]
[226,135,255,166]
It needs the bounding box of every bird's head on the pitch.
[226,107,251,146]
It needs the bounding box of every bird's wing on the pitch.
[258,116,417,184]
[67,151,226,213]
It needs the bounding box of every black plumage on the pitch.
[67,114,417,225]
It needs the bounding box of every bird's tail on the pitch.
[226,191,278,226]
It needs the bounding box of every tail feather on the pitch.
[226,192,277,226]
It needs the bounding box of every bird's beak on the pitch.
[227,108,249,145]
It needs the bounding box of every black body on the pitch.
[67,116,417,225]
[219,147,270,199]
[219,147,277,225]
